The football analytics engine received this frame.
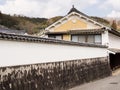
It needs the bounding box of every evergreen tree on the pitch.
[111,20,117,30]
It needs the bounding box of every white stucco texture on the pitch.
[0,40,107,67]
[109,33,120,49]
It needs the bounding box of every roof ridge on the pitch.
[67,6,89,18]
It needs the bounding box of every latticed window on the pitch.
[95,35,101,44]
[71,34,101,44]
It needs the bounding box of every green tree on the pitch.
[111,20,117,30]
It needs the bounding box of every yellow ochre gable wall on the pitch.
[54,19,87,32]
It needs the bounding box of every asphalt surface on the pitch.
[69,73,120,90]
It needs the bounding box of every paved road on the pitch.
[69,74,120,90]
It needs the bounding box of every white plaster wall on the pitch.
[102,31,109,46]
[0,40,107,67]
[108,33,120,49]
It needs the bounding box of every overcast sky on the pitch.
[0,0,120,18]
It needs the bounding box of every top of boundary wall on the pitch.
[0,32,107,48]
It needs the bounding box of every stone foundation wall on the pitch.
[0,57,111,90]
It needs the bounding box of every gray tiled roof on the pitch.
[108,48,120,53]
[46,28,105,35]
[0,32,107,48]
[0,29,26,35]
[68,5,89,18]
[109,29,120,37]
[69,28,105,34]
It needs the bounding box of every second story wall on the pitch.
[102,31,109,46]
[108,33,120,49]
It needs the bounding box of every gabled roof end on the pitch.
[68,5,80,14]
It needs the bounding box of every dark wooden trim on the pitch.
[109,29,120,37]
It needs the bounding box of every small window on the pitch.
[88,35,94,43]
[48,35,55,39]
[95,35,101,44]
[72,35,78,42]
[48,35,62,40]
[78,35,86,43]
[56,35,62,40]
